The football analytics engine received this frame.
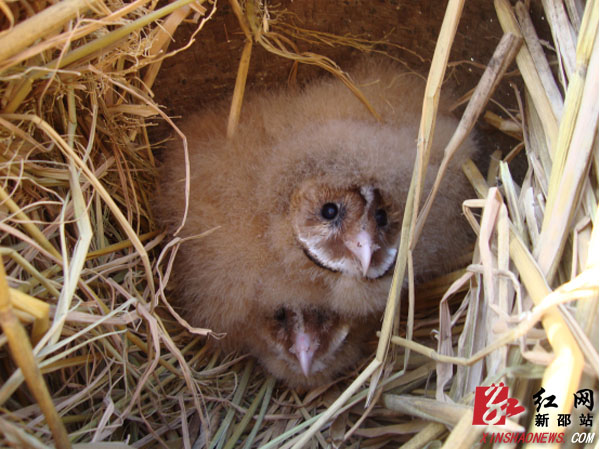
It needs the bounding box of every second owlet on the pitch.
[156,58,476,386]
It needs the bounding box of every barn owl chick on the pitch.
[245,305,372,388]
[156,58,476,386]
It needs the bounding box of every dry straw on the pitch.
[0,0,597,448]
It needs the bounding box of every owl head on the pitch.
[250,304,361,387]
[290,179,401,279]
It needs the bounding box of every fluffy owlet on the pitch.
[156,58,475,386]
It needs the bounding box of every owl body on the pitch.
[156,60,476,385]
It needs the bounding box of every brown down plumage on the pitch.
[155,58,476,388]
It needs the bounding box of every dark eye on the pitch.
[321,203,339,220]
[375,209,388,227]
[315,309,327,325]
[274,307,287,323]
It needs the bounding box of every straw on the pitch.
[0,259,71,448]
[0,0,597,447]
[0,0,102,63]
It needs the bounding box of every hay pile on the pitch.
[0,0,597,448]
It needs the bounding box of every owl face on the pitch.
[263,305,350,379]
[290,180,400,279]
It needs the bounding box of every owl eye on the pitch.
[321,203,339,220]
[274,307,287,323]
[315,309,327,325]
[375,209,388,227]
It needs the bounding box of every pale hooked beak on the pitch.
[291,331,316,377]
[344,230,379,276]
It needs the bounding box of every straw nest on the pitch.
[0,0,597,448]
